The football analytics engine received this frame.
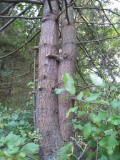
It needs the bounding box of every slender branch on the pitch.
[47,0,52,12]
[0,3,15,15]
[57,0,76,19]
[64,0,69,24]
[77,35,120,44]
[0,15,42,19]
[78,142,87,160]
[74,7,120,17]
[97,0,120,35]
[75,5,95,39]
[78,42,101,74]
[26,154,37,160]
[12,70,31,79]
[0,4,33,32]
[76,64,88,85]
[71,138,80,158]
[96,138,99,160]
[0,29,41,59]
[71,138,87,160]
[0,0,43,5]
[75,21,120,25]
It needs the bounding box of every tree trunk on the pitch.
[36,0,63,159]
[58,0,77,141]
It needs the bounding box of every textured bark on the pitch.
[58,0,77,141]
[36,0,62,159]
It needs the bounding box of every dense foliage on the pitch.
[56,73,120,160]
[0,101,41,159]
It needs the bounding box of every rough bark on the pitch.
[36,0,63,159]
[58,0,77,141]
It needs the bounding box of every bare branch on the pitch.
[0,3,15,15]
[71,137,80,158]
[0,0,43,5]
[47,0,52,12]
[75,5,95,39]
[75,21,120,25]
[26,154,37,160]
[0,15,42,19]
[71,138,87,160]
[57,0,76,19]
[0,29,41,59]
[74,7,120,17]
[0,4,33,32]
[97,0,120,35]
[77,35,120,44]
[64,0,70,24]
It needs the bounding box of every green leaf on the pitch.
[83,123,92,138]
[0,149,6,156]
[0,137,5,147]
[78,111,86,117]
[89,112,108,125]
[90,73,105,87]
[12,114,18,120]
[104,129,113,136]
[74,124,82,130]
[8,121,17,127]
[76,92,83,100]
[66,106,78,118]
[88,139,96,147]
[110,101,120,108]
[83,103,89,109]
[5,147,19,155]
[97,100,109,105]
[107,115,120,125]
[58,142,73,160]
[21,143,39,154]
[96,124,110,134]
[19,152,26,158]
[99,136,108,148]
[98,155,109,160]
[5,133,26,148]
[89,113,101,124]
[110,147,120,160]
[63,73,75,95]
[99,133,118,155]
[19,120,25,125]
[107,133,118,154]
[86,92,101,102]
[54,88,66,94]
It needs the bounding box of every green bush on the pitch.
[56,73,120,160]
[0,100,41,160]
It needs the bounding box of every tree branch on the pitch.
[75,21,120,25]
[75,5,95,39]
[97,0,120,35]
[0,4,33,32]
[0,0,43,5]
[74,7,120,17]
[0,15,42,19]
[0,3,15,15]
[71,138,87,160]
[71,137,80,158]
[64,0,70,24]
[47,0,52,12]
[77,35,120,44]
[26,154,37,160]
[0,29,41,59]
[57,0,76,19]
